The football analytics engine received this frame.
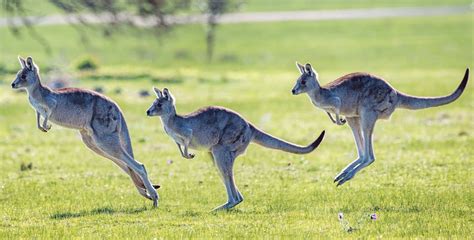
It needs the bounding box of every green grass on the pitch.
[0,14,471,72]
[1,0,469,17]
[0,13,472,239]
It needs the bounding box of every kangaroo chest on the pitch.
[310,97,334,112]
[308,92,338,112]
[164,125,183,144]
[310,98,324,108]
[163,123,204,149]
[28,96,48,116]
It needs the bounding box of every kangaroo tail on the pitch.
[397,68,469,110]
[250,124,325,154]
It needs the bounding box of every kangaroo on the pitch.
[11,56,160,207]
[146,87,325,210]
[291,62,469,186]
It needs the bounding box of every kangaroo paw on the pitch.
[336,119,346,125]
[38,127,48,132]
[334,158,362,182]
[212,200,241,212]
[185,153,195,159]
[334,169,352,183]
[148,191,159,208]
[336,172,355,186]
[153,184,161,189]
[143,194,153,200]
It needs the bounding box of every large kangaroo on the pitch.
[146,87,325,210]
[11,56,159,207]
[291,63,469,186]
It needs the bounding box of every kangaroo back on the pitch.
[397,68,469,110]
[250,124,325,154]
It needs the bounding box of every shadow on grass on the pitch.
[209,208,247,215]
[50,206,149,220]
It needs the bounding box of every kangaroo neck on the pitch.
[160,110,179,127]
[307,87,323,103]
[27,81,51,102]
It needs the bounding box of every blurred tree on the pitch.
[2,0,241,61]
[194,0,242,61]
[47,0,192,35]
[3,0,53,54]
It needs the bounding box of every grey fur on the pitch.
[11,56,160,207]
[147,87,325,210]
[292,62,469,186]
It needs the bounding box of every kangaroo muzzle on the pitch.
[11,81,20,89]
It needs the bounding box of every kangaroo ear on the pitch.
[296,62,305,74]
[18,56,27,69]
[153,87,162,98]
[305,63,314,76]
[26,56,36,71]
[163,88,175,102]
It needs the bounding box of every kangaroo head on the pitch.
[12,56,40,89]
[147,87,176,117]
[292,62,319,95]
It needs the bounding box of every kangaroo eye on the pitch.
[301,79,306,84]
[157,103,162,107]
[21,75,26,80]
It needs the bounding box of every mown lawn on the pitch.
[0,0,468,17]
[0,13,472,239]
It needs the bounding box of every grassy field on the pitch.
[0,11,473,239]
[0,0,469,17]
[1,14,471,71]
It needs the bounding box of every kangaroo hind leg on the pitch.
[334,117,365,183]
[336,111,377,186]
[211,146,243,211]
[91,132,159,207]
[120,132,160,190]
[80,131,152,200]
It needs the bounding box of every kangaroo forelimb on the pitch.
[182,143,195,159]
[327,111,346,125]
[36,111,50,132]
[177,142,194,159]
[42,114,51,131]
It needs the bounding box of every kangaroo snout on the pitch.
[11,83,15,88]
[291,89,296,95]
[146,110,151,116]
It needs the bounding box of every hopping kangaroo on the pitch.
[147,87,325,210]
[11,56,160,207]
[291,62,469,186]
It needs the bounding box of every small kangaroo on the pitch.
[146,87,325,210]
[11,56,160,207]
[291,62,469,186]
